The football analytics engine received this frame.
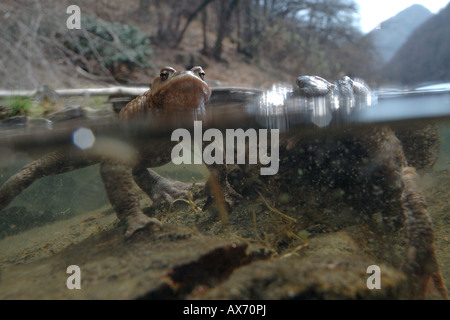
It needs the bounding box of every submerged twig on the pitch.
[165,192,202,223]
[252,210,264,242]
[278,243,309,259]
[257,191,297,223]
[207,171,230,225]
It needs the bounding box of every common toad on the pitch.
[0,66,211,238]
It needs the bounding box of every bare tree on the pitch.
[152,0,216,48]
[0,0,103,89]
[201,7,209,54]
[138,0,150,12]
[211,0,239,61]
[229,0,373,79]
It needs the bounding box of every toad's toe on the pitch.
[124,214,163,238]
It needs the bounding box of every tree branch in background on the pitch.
[175,0,216,47]
[212,0,239,61]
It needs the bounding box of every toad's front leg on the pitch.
[0,149,97,212]
[100,160,162,238]
[401,167,448,299]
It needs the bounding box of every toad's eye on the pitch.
[159,67,176,81]
[159,70,170,81]
[191,66,206,80]
[160,71,169,81]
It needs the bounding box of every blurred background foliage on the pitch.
[64,17,153,75]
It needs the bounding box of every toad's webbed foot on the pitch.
[101,161,163,238]
[401,167,448,299]
[132,167,206,208]
[124,213,163,238]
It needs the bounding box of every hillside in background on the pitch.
[366,4,432,67]
[0,0,375,91]
[381,3,450,86]
[1,1,448,90]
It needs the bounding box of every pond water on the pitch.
[0,85,448,299]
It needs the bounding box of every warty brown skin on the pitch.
[103,66,213,237]
[400,167,447,299]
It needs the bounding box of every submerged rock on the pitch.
[47,104,85,122]
[0,116,27,127]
